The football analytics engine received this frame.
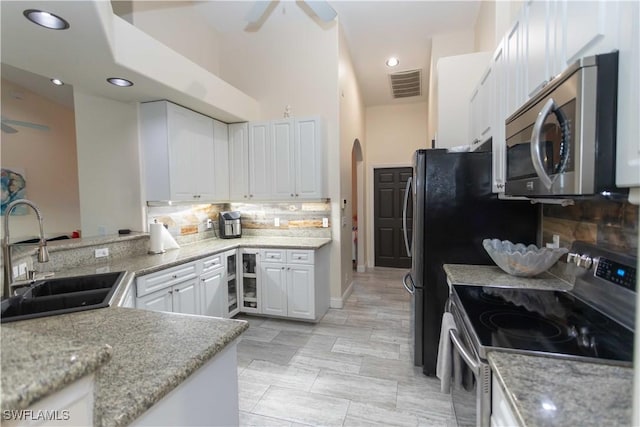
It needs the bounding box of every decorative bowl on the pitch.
[482,239,569,277]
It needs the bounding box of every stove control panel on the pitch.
[595,258,636,291]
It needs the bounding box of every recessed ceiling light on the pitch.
[23,9,70,30]
[50,78,64,86]
[107,77,134,87]
[386,57,399,67]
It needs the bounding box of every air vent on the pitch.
[389,69,422,99]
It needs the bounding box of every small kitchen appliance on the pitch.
[219,211,242,239]
[447,241,636,427]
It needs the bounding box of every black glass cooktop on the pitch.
[453,285,634,363]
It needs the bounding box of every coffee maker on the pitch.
[218,211,242,238]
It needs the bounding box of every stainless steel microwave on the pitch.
[504,52,618,197]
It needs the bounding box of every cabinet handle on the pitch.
[249,194,253,198]
[287,267,290,271]
[174,288,180,293]
[172,274,178,279]
[295,194,299,197]
[291,193,294,197]
[244,195,247,198]
[281,266,285,270]
[169,290,173,294]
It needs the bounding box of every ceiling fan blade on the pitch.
[1,123,18,134]
[1,118,50,131]
[304,1,337,22]
[246,1,273,24]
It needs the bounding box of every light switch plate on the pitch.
[322,218,329,228]
[274,217,280,227]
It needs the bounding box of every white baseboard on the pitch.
[356,264,366,273]
[330,280,354,308]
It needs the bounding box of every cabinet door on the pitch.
[167,103,199,200]
[172,279,200,315]
[192,113,216,200]
[294,117,323,198]
[271,119,296,199]
[200,267,226,318]
[492,41,507,193]
[525,0,551,98]
[213,120,230,201]
[506,18,525,115]
[229,123,249,200]
[137,289,173,313]
[469,87,481,144]
[287,265,314,320]
[248,121,272,200]
[478,66,493,142]
[260,263,287,317]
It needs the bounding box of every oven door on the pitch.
[449,308,492,427]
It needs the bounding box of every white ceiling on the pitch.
[197,0,482,106]
[1,1,482,111]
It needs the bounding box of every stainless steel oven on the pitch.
[447,241,636,427]
[504,52,618,197]
[448,301,491,427]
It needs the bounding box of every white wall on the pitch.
[339,25,366,300]
[474,0,496,52]
[127,1,222,76]
[436,52,492,149]
[74,91,144,237]
[217,3,345,302]
[426,30,476,143]
[1,79,81,240]
[364,102,428,268]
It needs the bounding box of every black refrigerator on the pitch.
[402,148,539,376]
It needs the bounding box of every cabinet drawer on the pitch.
[261,249,286,263]
[287,250,314,264]
[201,254,224,274]
[137,262,198,297]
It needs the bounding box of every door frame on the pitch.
[367,162,412,269]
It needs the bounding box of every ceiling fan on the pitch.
[246,1,337,28]
[1,116,50,134]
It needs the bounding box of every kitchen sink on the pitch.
[1,271,124,323]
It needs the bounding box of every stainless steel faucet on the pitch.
[3,199,50,297]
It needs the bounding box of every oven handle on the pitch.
[449,329,480,376]
[530,98,556,191]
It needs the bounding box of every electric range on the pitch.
[447,241,636,427]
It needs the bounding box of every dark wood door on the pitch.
[374,167,412,268]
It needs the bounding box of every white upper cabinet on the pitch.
[140,100,228,202]
[271,119,296,199]
[524,0,552,98]
[213,120,230,201]
[615,0,640,188]
[491,40,507,193]
[505,16,526,115]
[231,117,325,201]
[248,121,273,200]
[294,117,324,199]
[228,123,249,200]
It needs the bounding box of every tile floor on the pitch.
[235,267,456,427]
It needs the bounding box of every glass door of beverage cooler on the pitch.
[240,248,259,313]
[225,249,240,317]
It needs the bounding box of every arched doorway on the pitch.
[351,139,365,272]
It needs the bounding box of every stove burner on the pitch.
[479,310,568,341]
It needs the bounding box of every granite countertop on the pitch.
[443,264,573,291]
[488,351,633,427]
[1,328,112,411]
[1,235,323,422]
[2,307,248,427]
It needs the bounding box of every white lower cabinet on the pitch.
[259,250,315,321]
[491,375,520,427]
[200,265,226,318]
[137,278,199,316]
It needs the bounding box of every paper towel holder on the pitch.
[148,220,167,254]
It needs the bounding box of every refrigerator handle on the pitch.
[402,176,413,258]
[402,272,415,295]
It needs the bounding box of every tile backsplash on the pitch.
[542,198,638,254]
[147,200,332,244]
